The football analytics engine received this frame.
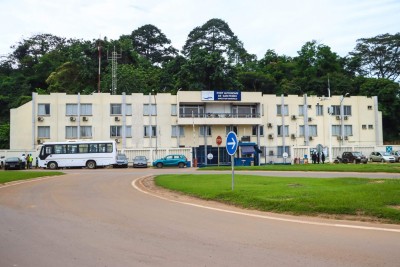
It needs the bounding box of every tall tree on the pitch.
[131,24,178,65]
[350,33,400,81]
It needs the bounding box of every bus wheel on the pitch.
[48,161,58,170]
[86,160,96,169]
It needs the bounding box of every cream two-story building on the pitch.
[10,91,382,165]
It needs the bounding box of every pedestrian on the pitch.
[311,152,316,164]
[35,157,39,169]
[317,153,320,164]
[321,152,325,164]
[29,154,33,169]
[21,154,26,169]
[26,154,29,169]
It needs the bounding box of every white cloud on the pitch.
[0,0,399,59]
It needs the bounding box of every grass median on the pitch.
[200,163,400,173]
[0,171,64,184]
[155,174,400,224]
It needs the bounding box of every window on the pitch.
[66,126,78,138]
[277,125,289,137]
[299,125,317,136]
[252,125,264,136]
[143,104,157,115]
[332,125,341,136]
[38,104,50,116]
[66,104,78,116]
[171,126,184,137]
[110,104,122,115]
[81,104,93,115]
[171,104,177,116]
[80,126,92,138]
[110,126,132,137]
[344,125,353,136]
[200,126,211,136]
[124,104,132,116]
[38,126,50,138]
[226,126,238,135]
[331,105,352,115]
[298,105,305,116]
[277,105,288,116]
[179,105,205,117]
[316,105,324,116]
[277,146,290,157]
[144,126,157,137]
[368,124,374,129]
[232,105,257,117]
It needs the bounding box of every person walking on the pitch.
[321,152,326,164]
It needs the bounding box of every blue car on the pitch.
[152,154,187,168]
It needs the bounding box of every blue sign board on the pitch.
[201,91,241,101]
[226,131,238,155]
[386,146,393,153]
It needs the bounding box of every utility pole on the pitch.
[97,39,102,93]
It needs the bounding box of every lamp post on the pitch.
[340,93,350,146]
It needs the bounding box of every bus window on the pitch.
[89,144,98,153]
[54,145,66,154]
[106,143,113,153]
[79,144,89,153]
[67,144,78,154]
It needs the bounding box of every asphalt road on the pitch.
[1,168,399,267]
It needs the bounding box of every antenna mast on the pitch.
[97,38,102,93]
[107,46,122,95]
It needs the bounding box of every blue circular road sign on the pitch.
[226,131,238,156]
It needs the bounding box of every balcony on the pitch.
[178,112,262,125]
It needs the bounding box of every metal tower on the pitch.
[107,46,122,95]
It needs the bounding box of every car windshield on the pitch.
[135,156,146,161]
[6,157,19,162]
[117,155,127,160]
[353,152,362,156]
[383,152,391,156]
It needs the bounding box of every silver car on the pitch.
[113,154,129,168]
[369,152,395,163]
[133,156,148,168]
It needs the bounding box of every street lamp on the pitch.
[340,93,350,146]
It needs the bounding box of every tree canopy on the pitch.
[0,19,399,147]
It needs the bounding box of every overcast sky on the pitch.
[1,0,399,59]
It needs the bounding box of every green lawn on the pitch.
[155,174,400,224]
[0,171,64,184]
[200,163,400,173]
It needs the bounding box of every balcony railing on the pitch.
[179,112,260,118]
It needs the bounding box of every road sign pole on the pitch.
[231,155,234,190]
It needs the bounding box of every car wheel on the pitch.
[86,160,96,169]
[156,162,163,168]
[381,159,385,163]
[48,161,58,170]
[369,158,373,162]
[353,159,357,164]
[178,162,185,168]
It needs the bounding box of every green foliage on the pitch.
[0,21,399,146]
[0,123,10,149]
[0,171,64,184]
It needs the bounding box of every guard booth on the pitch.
[234,142,262,166]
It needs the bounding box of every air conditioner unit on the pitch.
[70,116,76,121]
[291,134,296,139]
[37,139,42,144]
[37,116,44,122]
[82,116,88,121]
[241,136,250,142]
[344,116,348,120]
[268,134,273,139]
[308,117,312,122]
[115,139,120,143]
[337,136,343,140]
[309,136,313,140]
[291,115,296,120]
[336,116,340,120]
[308,105,312,109]
[344,136,349,140]
[269,150,274,156]
[267,123,272,128]
[115,116,120,121]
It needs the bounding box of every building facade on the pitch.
[10,91,382,164]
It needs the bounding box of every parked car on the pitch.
[369,152,396,163]
[133,156,148,168]
[113,154,129,168]
[341,151,368,164]
[4,157,24,170]
[152,154,187,168]
[390,151,400,162]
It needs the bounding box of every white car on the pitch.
[369,152,396,163]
